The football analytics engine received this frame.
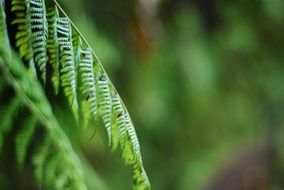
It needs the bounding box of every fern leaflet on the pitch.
[1,0,151,189]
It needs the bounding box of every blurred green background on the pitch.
[59,0,284,189]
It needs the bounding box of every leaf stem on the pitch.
[53,0,134,125]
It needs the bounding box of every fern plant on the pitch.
[0,0,150,189]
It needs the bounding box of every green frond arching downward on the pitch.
[1,0,151,189]
[0,46,87,190]
[50,2,150,188]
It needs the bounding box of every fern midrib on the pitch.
[0,57,54,133]
[53,0,134,127]
[0,56,86,189]
[2,0,150,188]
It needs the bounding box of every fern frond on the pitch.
[72,33,82,64]
[0,46,87,190]
[11,0,36,72]
[2,0,151,188]
[124,113,142,164]
[0,94,21,150]
[15,115,37,167]
[0,96,21,134]
[111,94,124,150]
[30,0,48,83]
[56,17,79,116]
[133,166,151,190]
[46,6,60,93]
[44,151,62,185]
[97,73,112,145]
[32,134,51,184]
[79,47,98,126]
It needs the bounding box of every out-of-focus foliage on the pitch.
[0,0,150,189]
[2,0,284,189]
[58,0,284,189]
